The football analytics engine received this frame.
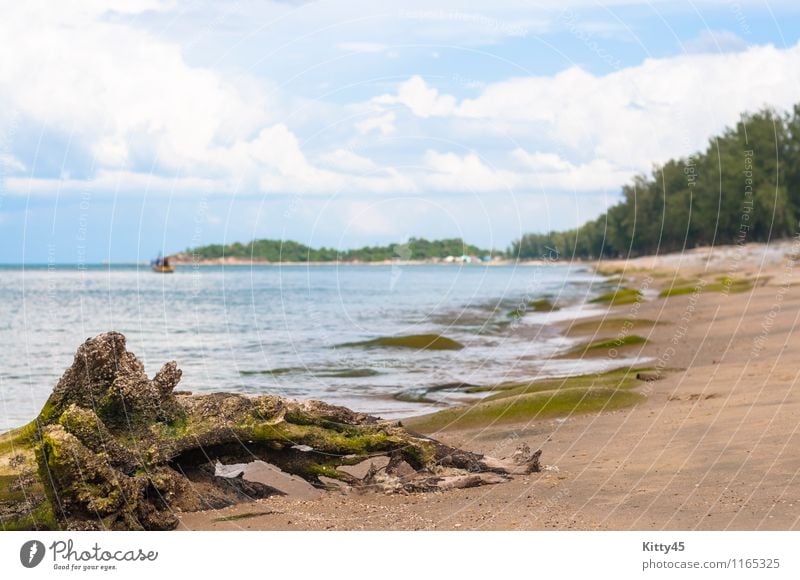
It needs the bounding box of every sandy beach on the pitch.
[177,241,800,531]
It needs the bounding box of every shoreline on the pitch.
[0,259,572,268]
[169,258,558,267]
[4,240,799,530]
[177,239,800,530]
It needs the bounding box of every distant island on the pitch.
[171,237,503,265]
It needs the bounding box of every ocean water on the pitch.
[0,263,635,431]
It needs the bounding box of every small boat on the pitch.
[151,254,175,273]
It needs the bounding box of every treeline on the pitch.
[180,237,495,262]
[512,105,800,259]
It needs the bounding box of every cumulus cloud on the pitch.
[318,149,377,172]
[355,112,397,136]
[684,29,749,54]
[373,76,457,118]
[0,2,268,174]
[372,43,800,171]
[3,2,800,205]
[6,170,224,197]
[420,148,633,193]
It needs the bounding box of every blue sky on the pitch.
[1,0,800,262]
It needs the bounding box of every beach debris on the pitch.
[0,332,541,530]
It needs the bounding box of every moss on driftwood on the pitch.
[1,332,539,530]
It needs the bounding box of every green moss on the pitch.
[212,510,276,522]
[240,367,301,376]
[153,414,191,438]
[305,464,350,480]
[529,299,558,312]
[0,496,57,531]
[241,365,384,377]
[0,437,42,530]
[314,368,380,378]
[337,334,464,351]
[508,298,559,319]
[406,387,645,431]
[393,390,439,404]
[659,285,700,297]
[465,366,648,398]
[482,368,645,401]
[659,277,753,298]
[35,398,59,426]
[595,265,625,276]
[590,288,643,306]
[0,419,43,457]
[0,474,26,503]
[565,334,648,356]
[565,318,661,335]
[242,420,396,456]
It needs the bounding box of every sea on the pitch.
[0,263,642,431]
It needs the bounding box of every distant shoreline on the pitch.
[169,258,559,267]
[0,259,572,268]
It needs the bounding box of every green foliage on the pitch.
[511,107,800,259]
[181,237,497,263]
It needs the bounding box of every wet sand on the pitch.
[179,241,800,530]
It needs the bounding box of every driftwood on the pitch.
[0,332,540,530]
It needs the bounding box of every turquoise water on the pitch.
[0,263,628,430]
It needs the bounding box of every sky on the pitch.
[1,0,799,262]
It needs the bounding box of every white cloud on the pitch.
[511,149,573,172]
[318,149,377,172]
[373,43,800,171]
[373,76,457,118]
[511,148,633,190]
[422,150,513,192]
[684,30,749,54]
[355,112,396,135]
[3,2,800,208]
[0,153,26,174]
[0,2,268,176]
[420,148,633,193]
[5,170,224,197]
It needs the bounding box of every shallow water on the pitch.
[0,263,624,430]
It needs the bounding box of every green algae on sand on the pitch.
[565,317,661,336]
[406,387,645,432]
[338,334,464,351]
[405,367,651,432]
[470,366,648,399]
[507,298,559,319]
[659,275,754,297]
[562,334,649,357]
[240,367,380,378]
[589,288,643,306]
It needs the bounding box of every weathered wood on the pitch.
[0,332,540,530]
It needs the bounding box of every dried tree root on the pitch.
[0,332,540,530]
